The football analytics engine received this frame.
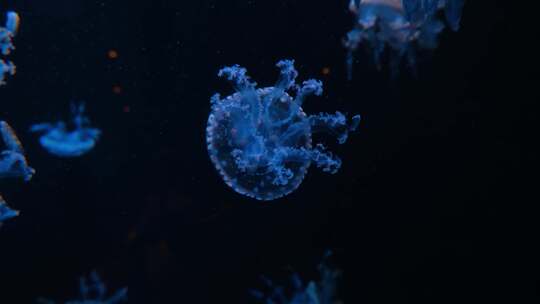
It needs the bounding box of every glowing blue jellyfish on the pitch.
[0,194,19,224]
[30,103,101,157]
[37,271,128,304]
[344,0,465,76]
[0,11,19,85]
[206,59,361,201]
[0,121,35,181]
[251,251,342,304]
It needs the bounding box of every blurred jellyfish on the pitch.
[0,194,19,224]
[207,59,361,201]
[37,271,128,304]
[344,0,465,77]
[0,121,35,181]
[0,11,20,85]
[251,250,342,304]
[30,103,101,157]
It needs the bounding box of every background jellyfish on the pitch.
[207,59,361,201]
[30,103,101,157]
[36,271,128,304]
[0,194,19,225]
[0,121,35,181]
[0,11,19,85]
[344,0,465,76]
[251,251,342,304]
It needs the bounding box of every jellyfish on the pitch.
[0,121,35,181]
[0,11,20,85]
[0,194,19,224]
[206,59,361,201]
[37,271,127,304]
[344,0,465,77]
[251,251,342,304]
[30,103,101,157]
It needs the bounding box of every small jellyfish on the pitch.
[207,59,361,201]
[0,194,19,224]
[251,250,342,304]
[0,11,20,85]
[0,121,35,181]
[344,0,465,76]
[37,271,128,304]
[30,103,101,157]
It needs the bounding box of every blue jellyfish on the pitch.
[0,194,19,225]
[344,0,465,76]
[37,271,128,304]
[30,103,101,157]
[206,60,361,201]
[0,11,19,85]
[0,121,34,225]
[0,121,35,181]
[251,251,342,304]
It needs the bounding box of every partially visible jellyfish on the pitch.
[0,11,20,85]
[207,59,361,201]
[251,250,342,304]
[0,121,34,225]
[37,271,128,304]
[344,0,465,77]
[0,194,19,225]
[0,121,35,181]
[30,103,101,157]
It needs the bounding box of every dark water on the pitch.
[0,1,536,303]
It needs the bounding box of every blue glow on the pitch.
[251,251,342,304]
[206,60,361,201]
[344,0,465,76]
[37,271,128,304]
[30,103,101,157]
[0,11,19,86]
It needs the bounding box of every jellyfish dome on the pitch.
[206,60,361,201]
[30,103,101,157]
[344,0,465,76]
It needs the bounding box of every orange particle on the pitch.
[321,67,331,75]
[123,105,130,113]
[107,49,119,59]
[112,84,122,94]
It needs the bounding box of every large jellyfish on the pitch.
[30,103,101,157]
[0,11,20,85]
[206,59,361,201]
[36,271,128,304]
[251,251,342,304]
[344,0,465,77]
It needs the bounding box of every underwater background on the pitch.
[0,0,536,303]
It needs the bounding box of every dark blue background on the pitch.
[0,1,536,303]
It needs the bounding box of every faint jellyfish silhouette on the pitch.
[251,250,342,304]
[344,0,465,77]
[207,59,361,201]
[0,194,19,224]
[36,271,128,304]
[30,103,101,157]
[0,11,20,85]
